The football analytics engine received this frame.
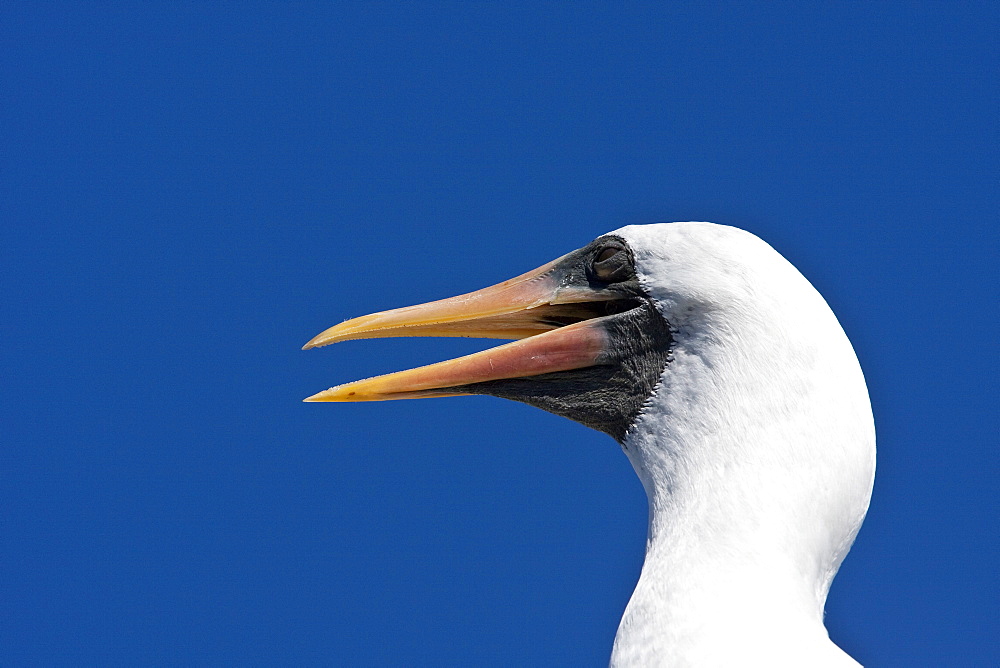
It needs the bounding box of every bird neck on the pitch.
[611,442,842,666]
[610,315,873,667]
[610,472,847,667]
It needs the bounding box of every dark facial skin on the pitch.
[452,236,675,443]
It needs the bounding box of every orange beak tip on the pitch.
[302,333,329,350]
[303,389,335,402]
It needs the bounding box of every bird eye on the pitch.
[596,248,619,263]
[591,242,634,283]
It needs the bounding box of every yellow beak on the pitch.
[303,255,619,402]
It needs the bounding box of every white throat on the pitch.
[608,223,875,667]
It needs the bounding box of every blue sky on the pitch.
[3,2,997,665]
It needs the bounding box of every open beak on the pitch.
[303,254,624,402]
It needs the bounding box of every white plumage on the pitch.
[609,223,874,666]
[305,221,876,666]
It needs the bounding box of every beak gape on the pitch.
[303,254,623,402]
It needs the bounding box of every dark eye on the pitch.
[591,242,634,283]
[596,247,618,263]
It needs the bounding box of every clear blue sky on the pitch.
[3,2,997,665]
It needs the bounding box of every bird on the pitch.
[303,222,876,667]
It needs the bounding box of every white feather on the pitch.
[608,223,875,667]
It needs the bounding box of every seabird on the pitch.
[303,222,875,667]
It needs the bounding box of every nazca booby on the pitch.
[304,222,875,667]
